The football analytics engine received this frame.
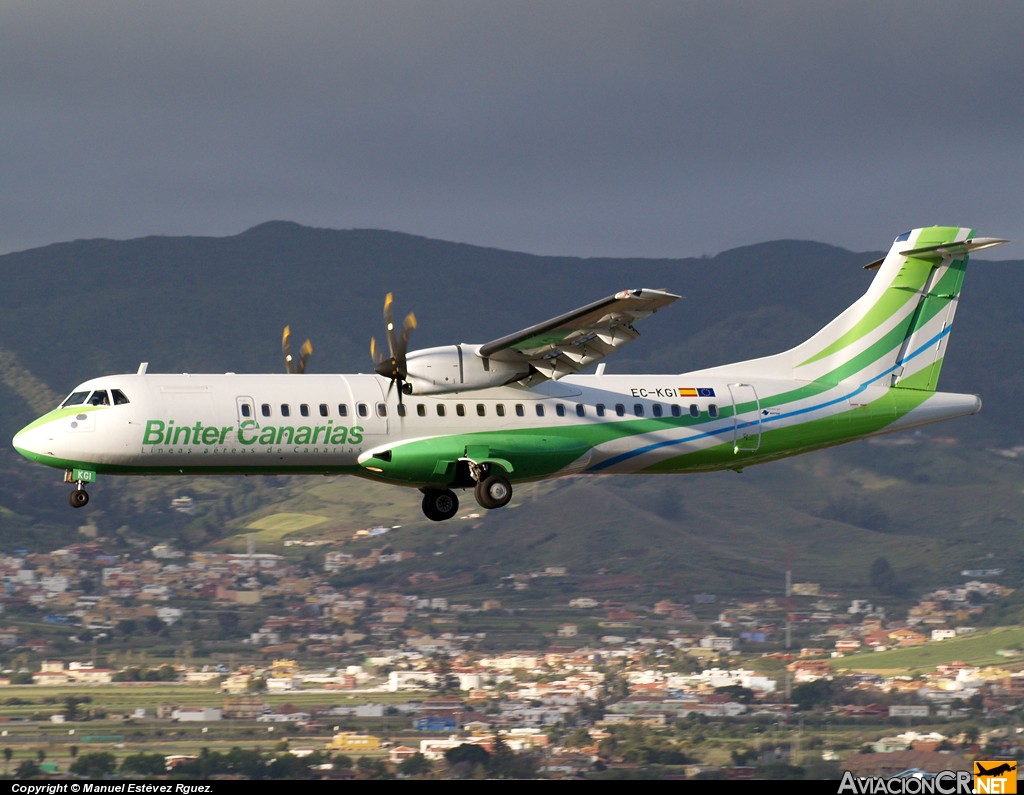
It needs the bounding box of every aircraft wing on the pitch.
[478,288,680,380]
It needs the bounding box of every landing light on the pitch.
[364,465,384,474]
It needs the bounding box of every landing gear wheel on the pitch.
[474,475,512,509]
[421,489,459,522]
[68,489,89,508]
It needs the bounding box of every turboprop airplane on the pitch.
[12,226,1007,521]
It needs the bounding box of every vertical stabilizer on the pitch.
[786,227,1006,390]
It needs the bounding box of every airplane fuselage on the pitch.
[13,369,980,484]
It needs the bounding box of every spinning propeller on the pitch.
[282,326,313,374]
[371,292,416,402]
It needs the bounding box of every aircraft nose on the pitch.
[13,421,51,462]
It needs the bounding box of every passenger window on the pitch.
[377,403,387,417]
[456,404,466,417]
[596,404,606,417]
[62,391,90,407]
[476,404,486,417]
[536,405,545,417]
[241,404,252,418]
[652,404,663,417]
[615,404,625,417]
[496,404,506,417]
[689,404,699,418]
[397,404,407,417]
[515,404,525,417]
[709,403,719,417]
[634,404,644,416]
[338,404,349,417]
[300,404,310,417]
[319,403,329,417]
[555,404,566,417]
[111,389,130,405]
[671,405,681,417]
[417,404,426,417]
[576,404,586,417]
[357,403,368,417]
[262,404,272,417]
[437,404,446,417]
[281,404,291,417]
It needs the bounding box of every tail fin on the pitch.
[788,227,1006,390]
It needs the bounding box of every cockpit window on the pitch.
[62,391,91,407]
[61,388,129,408]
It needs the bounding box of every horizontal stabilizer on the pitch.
[864,237,1007,270]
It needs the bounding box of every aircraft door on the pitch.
[727,383,761,453]
[236,396,256,426]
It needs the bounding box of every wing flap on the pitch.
[479,288,679,380]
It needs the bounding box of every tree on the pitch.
[792,679,839,712]
[564,728,592,748]
[398,752,432,776]
[445,743,490,768]
[144,615,165,634]
[331,753,354,770]
[487,734,540,779]
[869,556,909,598]
[121,752,168,776]
[715,684,755,704]
[356,756,387,778]
[70,751,117,778]
[445,743,490,777]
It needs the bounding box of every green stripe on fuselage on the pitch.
[641,387,934,473]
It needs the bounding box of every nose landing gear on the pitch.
[68,488,90,508]
[64,468,94,509]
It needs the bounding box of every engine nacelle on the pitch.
[403,344,528,395]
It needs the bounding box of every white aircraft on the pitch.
[12,226,1006,522]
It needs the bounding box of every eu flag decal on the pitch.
[679,387,716,398]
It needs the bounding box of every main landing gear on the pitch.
[421,489,459,522]
[474,473,512,510]
[419,460,514,522]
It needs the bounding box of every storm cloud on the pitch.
[2,1,1021,257]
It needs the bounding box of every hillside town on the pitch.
[0,535,1020,779]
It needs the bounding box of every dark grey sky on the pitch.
[3,1,1022,258]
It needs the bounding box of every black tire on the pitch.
[421,489,459,522]
[474,474,512,510]
[68,489,89,508]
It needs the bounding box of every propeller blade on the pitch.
[283,326,312,374]
[282,325,295,374]
[371,294,415,403]
[383,292,398,359]
[298,339,313,374]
